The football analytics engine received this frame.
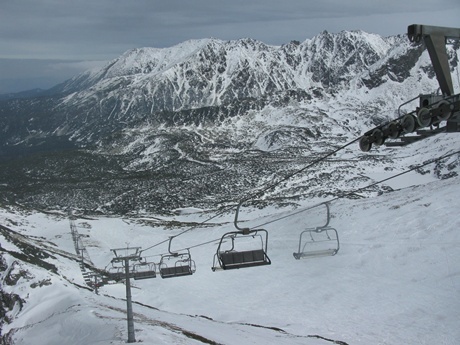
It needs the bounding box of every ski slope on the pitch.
[1,174,459,344]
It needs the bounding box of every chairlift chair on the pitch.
[107,266,125,281]
[159,238,196,279]
[293,202,340,259]
[212,200,271,271]
[132,260,157,280]
[293,226,340,259]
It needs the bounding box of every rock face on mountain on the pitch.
[0,30,459,214]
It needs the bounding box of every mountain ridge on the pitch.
[0,30,429,150]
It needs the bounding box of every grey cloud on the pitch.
[0,59,83,93]
[1,0,459,92]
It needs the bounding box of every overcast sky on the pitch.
[1,0,459,94]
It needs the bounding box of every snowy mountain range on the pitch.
[1,29,459,214]
[0,31,425,146]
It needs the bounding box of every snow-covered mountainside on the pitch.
[0,31,426,144]
[1,176,459,344]
[0,29,459,214]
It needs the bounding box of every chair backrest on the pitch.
[160,264,193,278]
[219,248,270,270]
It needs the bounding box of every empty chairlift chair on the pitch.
[107,266,125,281]
[293,202,340,259]
[159,238,196,279]
[132,260,157,280]
[212,200,271,271]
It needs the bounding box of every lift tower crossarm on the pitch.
[408,24,460,96]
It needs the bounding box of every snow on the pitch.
[364,170,437,189]
[1,173,460,344]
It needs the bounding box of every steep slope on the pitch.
[1,175,459,344]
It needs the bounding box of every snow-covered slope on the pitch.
[1,174,459,344]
